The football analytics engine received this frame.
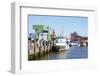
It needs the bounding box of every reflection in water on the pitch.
[29,47,88,60]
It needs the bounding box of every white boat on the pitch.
[54,37,69,51]
[69,42,80,47]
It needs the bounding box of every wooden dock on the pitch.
[28,39,53,60]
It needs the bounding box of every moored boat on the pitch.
[54,37,69,52]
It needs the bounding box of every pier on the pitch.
[28,39,53,60]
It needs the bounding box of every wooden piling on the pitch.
[28,39,53,60]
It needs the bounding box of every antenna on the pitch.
[60,26,64,37]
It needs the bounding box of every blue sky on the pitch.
[28,15,88,37]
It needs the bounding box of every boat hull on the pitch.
[55,45,69,52]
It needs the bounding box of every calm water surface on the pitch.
[30,47,88,60]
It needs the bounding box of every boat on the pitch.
[54,37,69,51]
[69,41,80,47]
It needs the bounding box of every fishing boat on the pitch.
[54,37,69,52]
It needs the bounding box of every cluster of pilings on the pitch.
[28,39,53,60]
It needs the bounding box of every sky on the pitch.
[28,15,88,37]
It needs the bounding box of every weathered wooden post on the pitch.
[47,42,49,53]
[44,40,46,54]
[39,40,43,56]
[34,39,37,57]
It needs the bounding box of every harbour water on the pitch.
[29,46,88,60]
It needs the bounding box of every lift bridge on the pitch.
[33,25,51,41]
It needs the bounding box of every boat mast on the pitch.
[60,26,64,37]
